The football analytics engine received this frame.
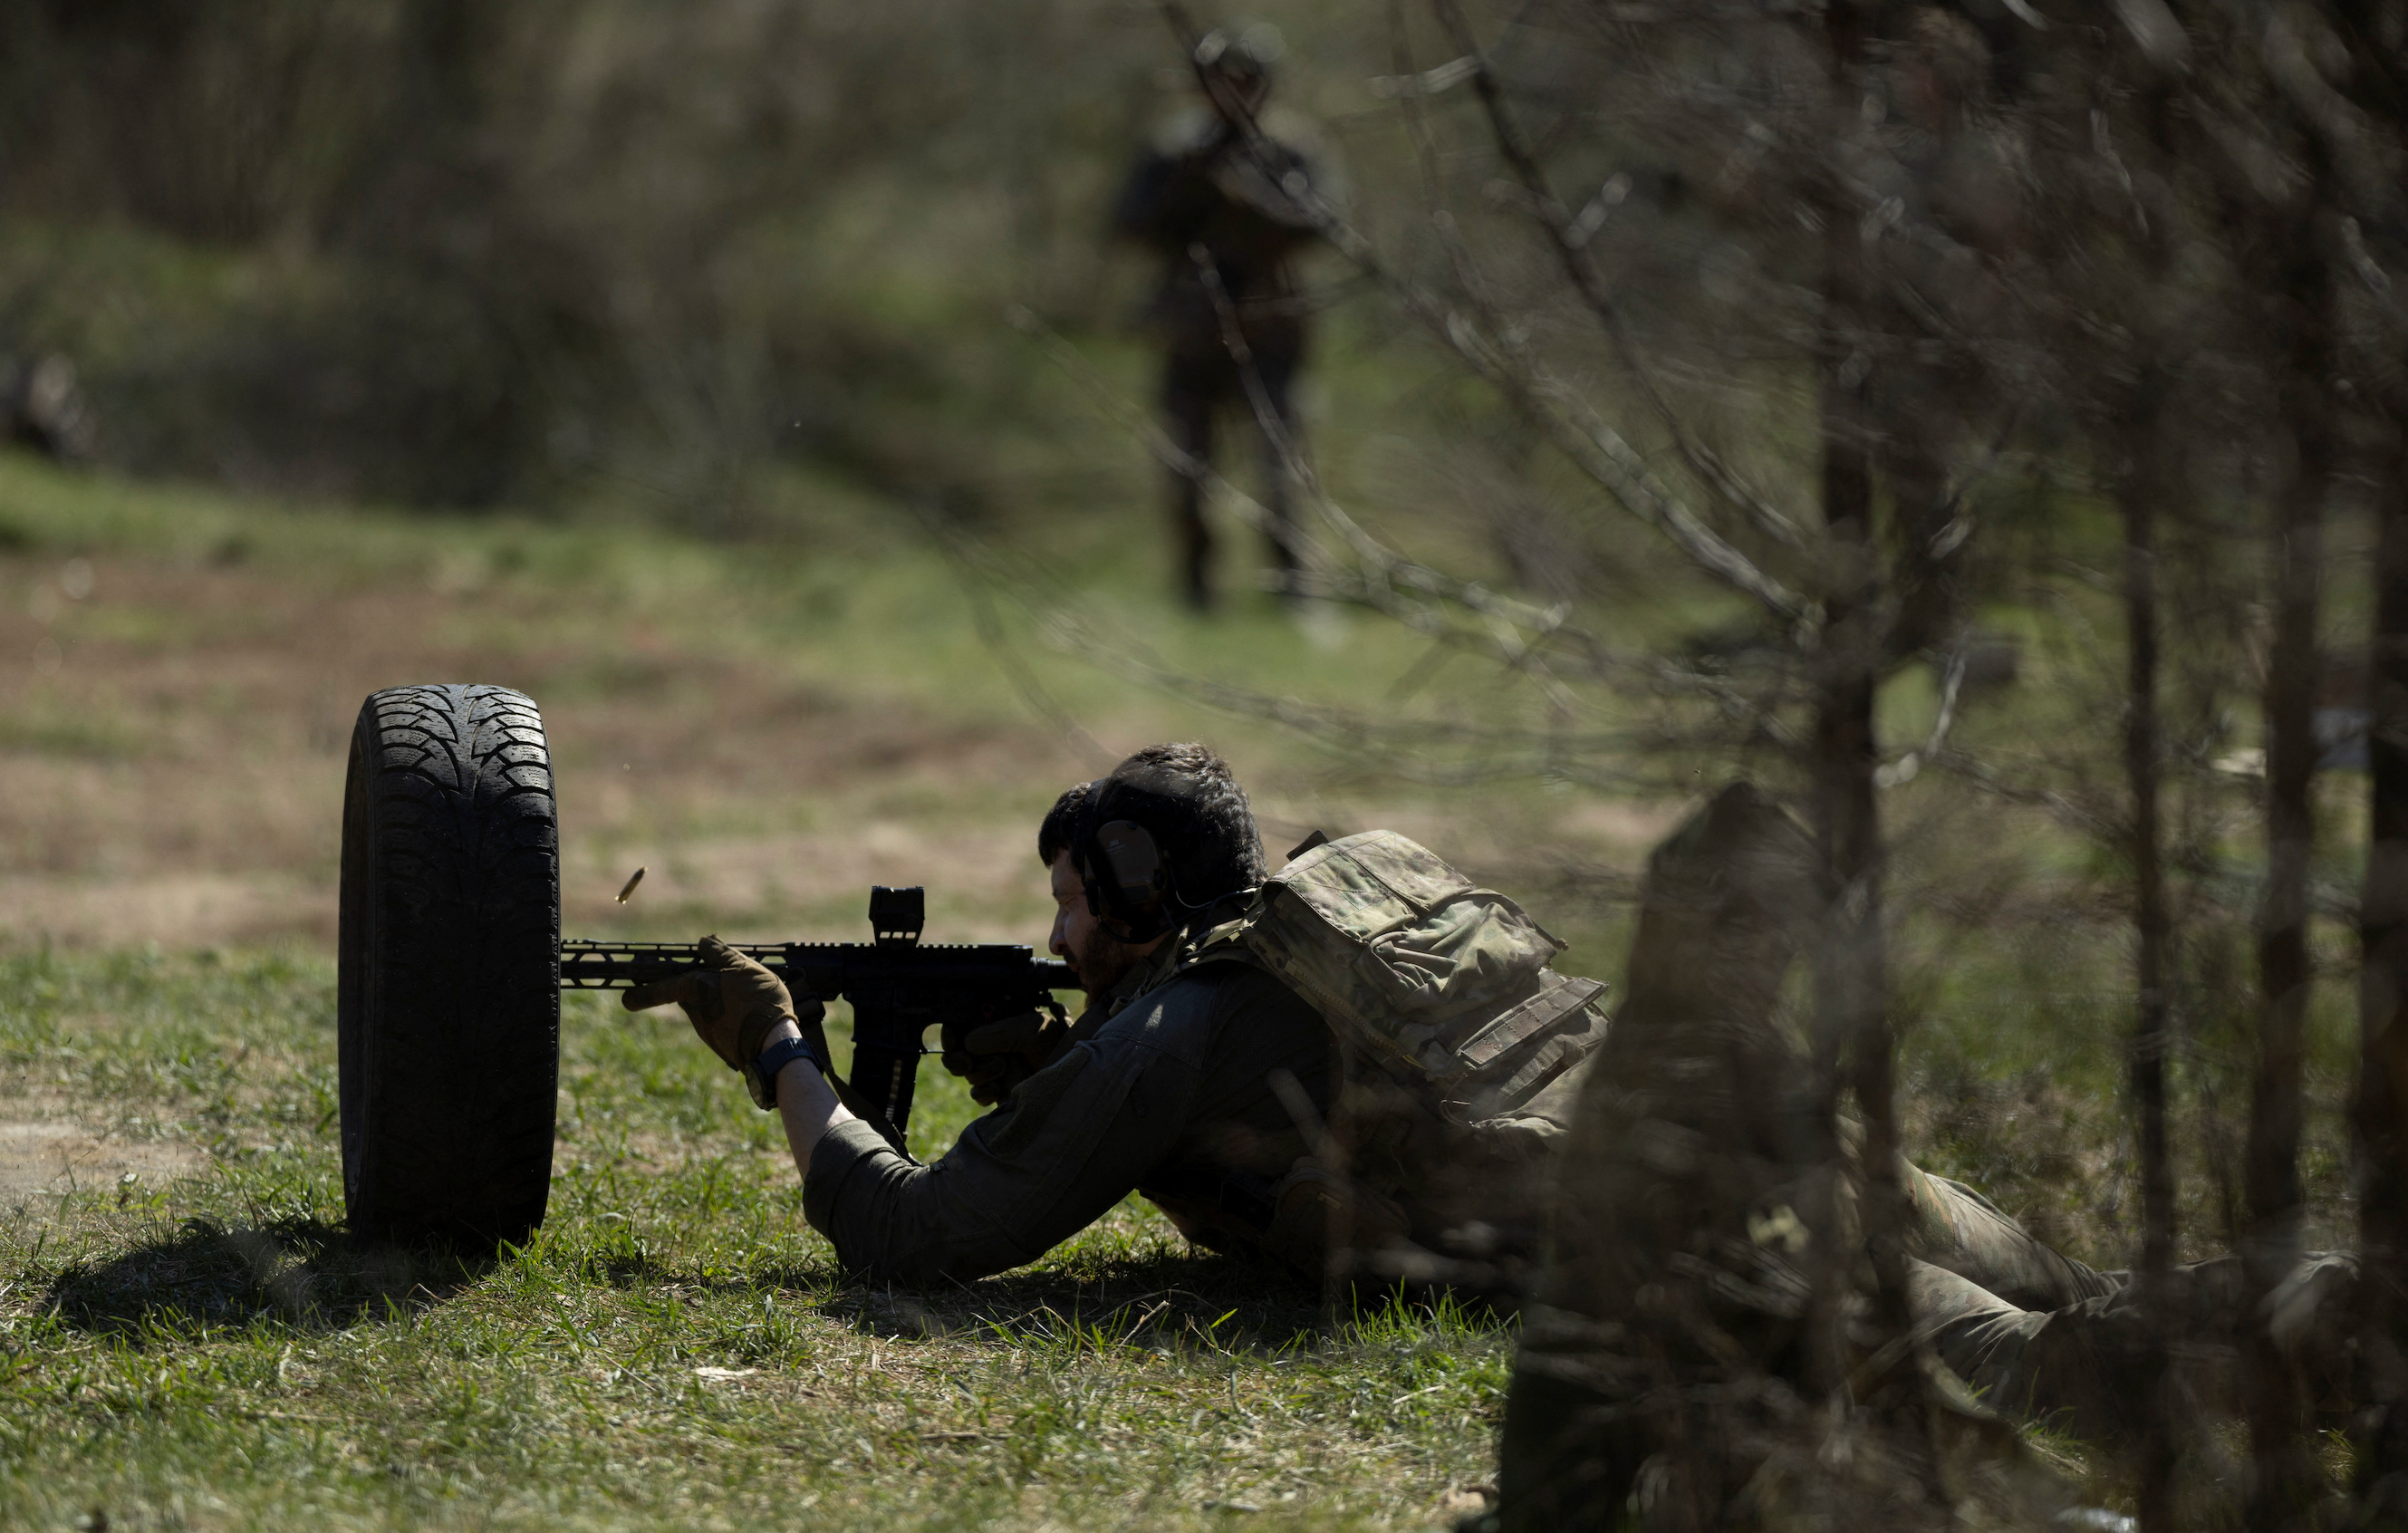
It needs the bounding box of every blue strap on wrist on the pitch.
[745,1035,826,1111]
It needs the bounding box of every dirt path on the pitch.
[0,551,1083,947]
[0,545,1679,953]
[0,1099,202,1204]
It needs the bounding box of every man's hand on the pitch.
[622,935,808,1072]
[940,1008,1070,1106]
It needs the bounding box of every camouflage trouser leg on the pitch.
[1902,1163,2163,1435]
[1907,1258,2142,1437]
[1901,1164,2124,1311]
[1908,1239,2360,1438]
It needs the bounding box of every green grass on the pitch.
[0,950,1507,1531]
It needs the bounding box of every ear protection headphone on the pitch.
[1074,782,1180,942]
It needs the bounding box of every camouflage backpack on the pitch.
[1178,830,1611,1287]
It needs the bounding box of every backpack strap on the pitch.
[1452,973,1607,1075]
[1166,894,1267,970]
[1113,892,1274,1011]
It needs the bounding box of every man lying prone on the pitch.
[624,742,1340,1282]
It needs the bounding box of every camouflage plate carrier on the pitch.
[1177,830,1611,1291]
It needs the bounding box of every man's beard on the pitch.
[1068,924,1149,1001]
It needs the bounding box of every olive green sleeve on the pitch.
[800,984,1218,1281]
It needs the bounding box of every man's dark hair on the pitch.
[1034,743,1267,908]
[1037,782,1091,871]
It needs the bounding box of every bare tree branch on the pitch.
[1427,0,1809,552]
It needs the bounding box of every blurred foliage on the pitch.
[0,0,1395,516]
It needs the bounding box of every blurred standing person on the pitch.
[1112,24,1336,609]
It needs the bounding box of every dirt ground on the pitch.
[0,543,1682,954]
[0,1096,201,1202]
[0,550,1077,949]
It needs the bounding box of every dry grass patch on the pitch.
[0,456,1681,962]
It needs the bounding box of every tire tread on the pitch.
[340,683,560,1249]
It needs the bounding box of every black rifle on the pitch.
[559,886,1074,1150]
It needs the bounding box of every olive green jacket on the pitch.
[803,947,1329,1281]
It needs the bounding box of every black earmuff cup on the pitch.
[1082,817,1173,942]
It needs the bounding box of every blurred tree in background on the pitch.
[0,0,1274,514]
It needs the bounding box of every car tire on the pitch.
[338,683,560,1250]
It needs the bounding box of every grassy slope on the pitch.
[0,439,1669,953]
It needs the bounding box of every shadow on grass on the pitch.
[43,1217,481,1338]
[797,1246,1345,1355]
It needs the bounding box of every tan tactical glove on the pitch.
[622,935,824,1077]
[939,1006,1070,1106]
